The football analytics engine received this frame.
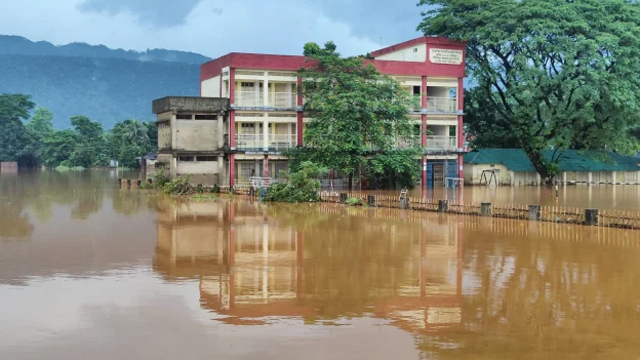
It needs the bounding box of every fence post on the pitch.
[137,180,142,187]
[367,195,376,207]
[528,205,541,221]
[340,193,348,203]
[480,202,492,216]
[399,196,409,209]
[127,179,131,189]
[585,209,599,226]
[438,199,449,213]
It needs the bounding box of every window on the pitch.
[176,114,192,120]
[178,156,194,162]
[197,156,218,162]
[449,126,457,136]
[194,114,217,120]
[413,86,421,95]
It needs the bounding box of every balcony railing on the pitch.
[427,97,458,113]
[234,91,297,108]
[268,92,297,109]
[235,91,264,107]
[234,134,297,151]
[395,135,457,151]
[426,135,457,151]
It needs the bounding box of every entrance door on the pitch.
[433,164,445,186]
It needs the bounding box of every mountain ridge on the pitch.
[0,35,208,129]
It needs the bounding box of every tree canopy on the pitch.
[418,0,640,181]
[0,93,156,168]
[291,41,420,189]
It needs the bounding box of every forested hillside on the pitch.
[0,36,209,129]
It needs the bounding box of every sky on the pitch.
[0,0,427,59]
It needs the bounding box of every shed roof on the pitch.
[464,149,640,172]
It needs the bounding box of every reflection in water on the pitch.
[154,199,640,359]
[3,171,640,359]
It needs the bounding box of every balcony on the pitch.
[409,94,422,112]
[234,134,297,152]
[427,97,458,113]
[395,135,457,152]
[426,135,457,152]
[234,91,297,109]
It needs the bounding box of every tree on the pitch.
[108,119,154,168]
[297,41,415,189]
[27,108,54,136]
[0,94,36,164]
[418,0,640,182]
[68,116,108,167]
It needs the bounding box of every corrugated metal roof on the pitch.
[464,149,640,172]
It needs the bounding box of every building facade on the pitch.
[198,36,467,188]
[153,96,230,185]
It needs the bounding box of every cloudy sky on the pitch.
[0,0,427,58]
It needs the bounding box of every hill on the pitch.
[0,36,211,129]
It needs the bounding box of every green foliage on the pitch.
[0,94,156,168]
[418,0,640,181]
[264,161,327,203]
[297,41,414,188]
[365,149,421,189]
[0,93,35,164]
[191,194,219,201]
[344,197,365,206]
[161,176,193,196]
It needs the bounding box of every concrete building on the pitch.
[464,149,640,186]
[154,37,467,187]
[153,96,230,185]
[199,36,467,187]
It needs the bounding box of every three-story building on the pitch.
[157,36,467,188]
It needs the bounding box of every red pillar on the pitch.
[229,154,235,187]
[457,77,464,180]
[421,76,428,189]
[229,68,236,187]
[297,76,303,146]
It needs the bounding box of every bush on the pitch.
[263,161,327,203]
[162,175,193,195]
[344,197,365,206]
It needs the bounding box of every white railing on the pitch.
[235,91,264,107]
[235,134,297,150]
[427,97,458,113]
[235,91,297,108]
[427,135,457,151]
[235,134,263,150]
[269,92,297,108]
[269,134,297,151]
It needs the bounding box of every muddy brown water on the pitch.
[1,170,640,359]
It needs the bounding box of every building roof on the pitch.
[464,149,640,172]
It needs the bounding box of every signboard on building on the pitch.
[429,49,463,65]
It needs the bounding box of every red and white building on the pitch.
[199,36,467,188]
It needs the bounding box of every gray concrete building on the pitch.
[153,96,230,185]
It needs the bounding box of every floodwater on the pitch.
[1,170,640,360]
[372,185,640,210]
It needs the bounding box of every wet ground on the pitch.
[1,170,640,359]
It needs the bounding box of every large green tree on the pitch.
[418,0,640,181]
[0,93,36,164]
[295,42,417,189]
[108,119,154,168]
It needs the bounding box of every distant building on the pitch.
[464,149,640,186]
[155,36,468,187]
[152,96,230,185]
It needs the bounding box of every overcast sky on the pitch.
[0,0,426,58]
